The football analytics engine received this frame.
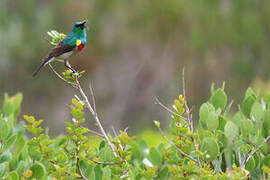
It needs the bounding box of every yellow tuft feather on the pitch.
[76,39,82,46]
[60,33,66,39]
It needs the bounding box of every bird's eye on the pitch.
[75,24,84,29]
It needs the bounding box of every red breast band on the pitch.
[78,44,84,51]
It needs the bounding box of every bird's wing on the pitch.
[47,44,75,58]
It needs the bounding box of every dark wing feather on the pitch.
[32,44,75,77]
[47,44,76,58]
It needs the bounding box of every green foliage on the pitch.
[0,85,269,179]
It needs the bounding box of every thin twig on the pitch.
[89,129,104,138]
[241,136,270,169]
[182,69,201,167]
[75,142,87,180]
[157,126,200,165]
[75,77,117,157]
[89,83,97,113]
[49,64,117,157]
[48,63,78,89]
[154,97,188,121]
[91,159,118,165]
[182,69,193,131]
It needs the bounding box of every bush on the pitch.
[0,83,269,179]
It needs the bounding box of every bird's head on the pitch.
[72,20,87,32]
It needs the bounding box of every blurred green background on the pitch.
[1,0,270,135]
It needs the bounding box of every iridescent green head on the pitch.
[72,20,87,32]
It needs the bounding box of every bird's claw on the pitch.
[73,72,79,76]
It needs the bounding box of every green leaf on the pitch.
[262,110,270,137]
[224,121,239,141]
[99,140,106,150]
[28,145,41,161]
[242,95,256,117]
[148,147,162,166]
[245,157,255,171]
[80,161,94,178]
[15,161,25,176]
[231,112,244,127]
[0,163,7,177]
[80,161,94,179]
[218,116,227,131]
[240,119,255,138]
[7,171,18,180]
[210,89,227,110]
[14,136,26,158]
[263,155,270,167]
[245,88,256,99]
[102,167,111,180]
[156,167,169,180]
[0,120,10,140]
[94,165,103,180]
[0,151,12,163]
[2,134,17,151]
[2,93,23,118]
[30,162,46,179]
[154,121,160,128]
[201,137,219,161]
[199,103,215,129]
[206,111,219,130]
[250,102,264,121]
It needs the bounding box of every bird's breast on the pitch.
[58,51,74,59]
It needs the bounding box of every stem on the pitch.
[48,63,77,89]
[75,142,87,180]
[154,97,188,121]
[49,65,117,157]
[157,126,200,166]
[75,77,117,157]
[241,136,270,169]
[182,69,201,167]
[89,129,105,138]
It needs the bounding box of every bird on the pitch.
[32,20,87,77]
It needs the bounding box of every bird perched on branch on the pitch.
[32,20,87,76]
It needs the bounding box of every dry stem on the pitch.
[49,65,117,157]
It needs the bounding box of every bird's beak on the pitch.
[81,20,87,25]
[81,20,87,29]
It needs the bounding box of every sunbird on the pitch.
[32,20,87,76]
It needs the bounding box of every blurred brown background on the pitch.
[1,0,270,135]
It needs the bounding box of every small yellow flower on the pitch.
[197,150,204,156]
[60,33,66,39]
[76,39,82,46]
[23,169,32,178]
[174,99,182,109]
[179,94,185,103]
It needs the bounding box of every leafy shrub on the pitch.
[0,83,269,179]
[0,31,268,179]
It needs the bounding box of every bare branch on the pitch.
[74,77,117,157]
[48,63,78,89]
[88,129,104,138]
[91,159,119,165]
[89,83,97,113]
[241,136,270,169]
[75,143,87,180]
[49,63,117,157]
[182,69,193,132]
[157,125,200,166]
[181,69,201,167]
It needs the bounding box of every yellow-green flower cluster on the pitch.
[173,94,185,115]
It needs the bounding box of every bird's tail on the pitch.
[32,57,52,77]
